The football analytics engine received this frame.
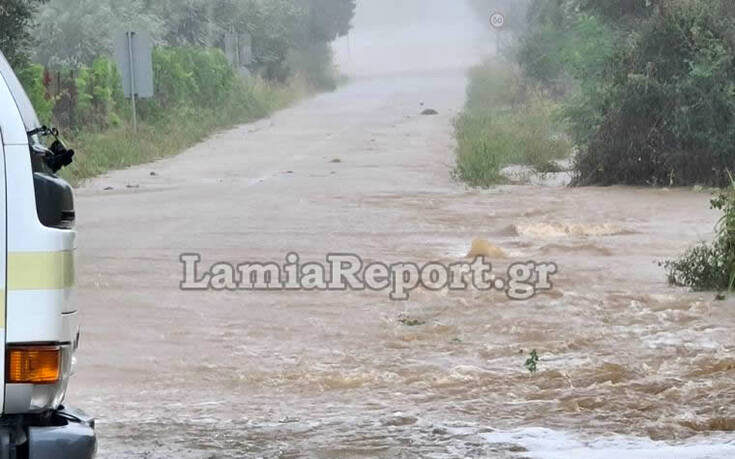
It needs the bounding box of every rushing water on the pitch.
[69,1,735,457]
[70,78,735,455]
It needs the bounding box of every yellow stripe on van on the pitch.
[7,251,74,290]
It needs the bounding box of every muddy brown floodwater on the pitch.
[67,67,735,458]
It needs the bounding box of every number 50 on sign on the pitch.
[490,12,505,29]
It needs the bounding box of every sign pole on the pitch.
[490,12,505,56]
[127,31,138,133]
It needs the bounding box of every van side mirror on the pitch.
[47,139,74,173]
[27,126,75,173]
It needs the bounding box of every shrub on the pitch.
[664,177,735,291]
[74,57,124,129]
[569,1,735,186]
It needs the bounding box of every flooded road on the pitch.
[67,64,735,458]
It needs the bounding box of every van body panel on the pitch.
[0,132,7,413]
[4,141,77,343]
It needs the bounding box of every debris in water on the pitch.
[525,350,539,374]
[466,239,507,259]
[126,184,140,189]
[330,158,342,163]
[398,314,425,327]
[150,171,157,176]
[103,186,114,191]
[421,108,439,115]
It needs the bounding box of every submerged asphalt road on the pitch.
[68,66,735,458]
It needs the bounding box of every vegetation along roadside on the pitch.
[459,0,735,291]
[4,0,356,186]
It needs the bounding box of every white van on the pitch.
[0,51,96,457]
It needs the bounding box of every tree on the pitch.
[33,0,162,68]
[300,0,356,43]
[154,0,213,47]
[0,0,46,66]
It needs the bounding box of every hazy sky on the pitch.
[333,0,494,77]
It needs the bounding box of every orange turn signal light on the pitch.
[7,346,61,384]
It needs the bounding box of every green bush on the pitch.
[664,177,735,291]
[573,0,735,187]
[74,57,125,129]
[518,0,735,187]
[137,47,236,121]
[19,45,293,131]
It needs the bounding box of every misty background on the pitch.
[333,0,497,77]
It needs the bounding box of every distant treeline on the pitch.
[2,0,355,85]
[2,0,355,130]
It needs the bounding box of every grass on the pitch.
[60,77,301,186]
[453,60,571,188]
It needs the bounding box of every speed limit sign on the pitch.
[490,12,505,29]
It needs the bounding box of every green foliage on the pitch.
[74,57,124,129]
[11,0,353,186]
[664,177,735,291]
[300,0,356,43]
[15,64,53,124]
[61,62,295,185]
[34,0,162,67]
[518,0,735,187]
[15,46,299,184]
[0,0,47,67]
[454,61,570,188]
[31,0,355,85]
[150,0,354,82]
[155,0,212,46]
[573,0,735,186]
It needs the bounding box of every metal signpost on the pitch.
[224,30,253,69]
[490,12,505,54]
[114,31,154,132]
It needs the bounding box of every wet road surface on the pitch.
[69,68,735,458]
